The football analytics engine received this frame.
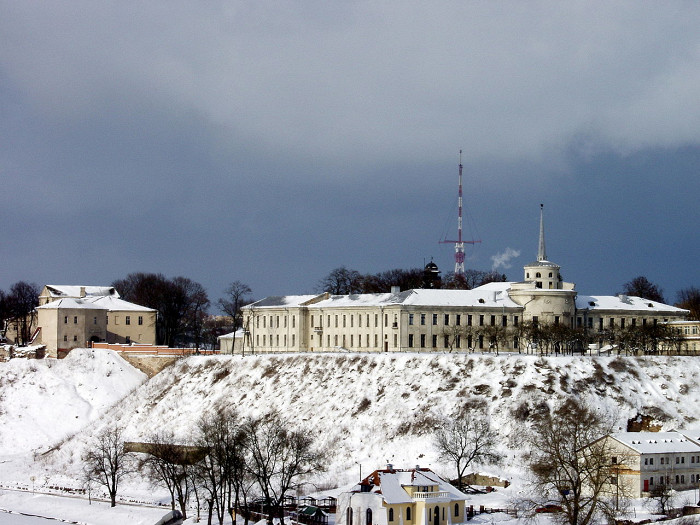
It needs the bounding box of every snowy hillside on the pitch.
[0,348,147,455]
[23,351,700,493]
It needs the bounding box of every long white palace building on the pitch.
[241,208,691,354]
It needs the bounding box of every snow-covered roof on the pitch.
[611,432,700,454]
[36,298,108,311]
[36,296,154,312]
[306,282,520,309]
[353,468,468,504]
[43,285,119,299]
[576,294,688,314]
[87,295,156,312]
[218,329,245,340]
[248,295,319,308]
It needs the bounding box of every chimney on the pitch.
[386,463,394,472]
[390,286,400,294]
[80,287,86,298]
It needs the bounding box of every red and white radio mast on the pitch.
[439,150,480,275]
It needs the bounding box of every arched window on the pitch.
[536,272,541,278]
[347,508,353,525]
[406,507,411,520]
[388,508,394,522]
[454,504,459,517]
[366,508,373,525]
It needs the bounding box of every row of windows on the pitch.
[63,315,143,325]
[409,313,518,328]
[347,504,460,525]
[408,333,519,350]
[644,455,700,466]
[256,315,296,329]
[256,334,296,347]
[578,317,663,330]
[646,473,700,487]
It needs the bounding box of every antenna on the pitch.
[439,150,481,275]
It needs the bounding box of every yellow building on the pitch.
[35,285,157,357]
[336,466,468,525]
[242,207,689,354]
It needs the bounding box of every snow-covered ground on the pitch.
[2,349,700,523]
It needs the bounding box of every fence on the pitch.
[90,342,219,357]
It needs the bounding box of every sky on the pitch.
[2,1,699,308]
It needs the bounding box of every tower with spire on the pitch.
[508,204,577,324]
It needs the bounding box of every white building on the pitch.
[603,432,700,497]
[242,208,689,354]
[336,466,469,525]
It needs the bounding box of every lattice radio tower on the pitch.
[439,150,481,275]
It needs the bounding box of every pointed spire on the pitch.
[537,203,547,262]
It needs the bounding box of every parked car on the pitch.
[155,510,183,525]
[535,504,563,513]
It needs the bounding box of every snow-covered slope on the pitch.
[32,352,700,491]
[0,348,147,455]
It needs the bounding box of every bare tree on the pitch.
[676,287,700,321]
[82,424,133,507]
[316,267,362,295]
[4,281,40,345]
[113,273,210,347]
[620,276,665,303]
[244,412,326,525]
[434,411,500,489]
[140,431,197,519]
[648,483,673,515]
[528,398,626,525]
[193,409,247,525]
[218,281,253,353]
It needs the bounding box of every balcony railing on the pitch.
[412,491,450,500]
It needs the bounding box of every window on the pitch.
[388,508,394,522]
[420,314,426,325]
[126,316,131,325]
[409,314,414,325]
[406,507,411,520]
[420,334,426,348]
[408,334,414,348]
[350,315,354,328]
[613,457,618,464]
[74,316,78,324]
[350,335,354,347]
[343,315,346,328]
[93,316,97,325]
[63,335,67,342]
[514,315,518,326]
[677,457,680,464]
[432,335,437,348]
[554,316,560,325]
[479,315,484,326]
[366,508,372,525]
[347,508,353,525]
[292,315,295,328]
[649,477,654,486]
[456,314,461,325]
[444,335,449,348]
[444,314,449,325]
[432,314,438,325]
[502,315,507,327]
[467,315,472,326]
[64,316,68,324]
[490,315,495,326]
[138,316,143,325]
[454,504,459,517]
[650,457,653,465]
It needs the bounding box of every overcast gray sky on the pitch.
[2,1,699,306]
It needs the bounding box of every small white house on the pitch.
[217,329,245,354]
[336,465,468,525]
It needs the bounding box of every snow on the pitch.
[611,432,700,454]
[576,294,689,313]
[2,350,700,523]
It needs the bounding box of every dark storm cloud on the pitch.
[1,1,699,303]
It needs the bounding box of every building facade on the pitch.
[242,209,689,355]
[35,285,157,357]
[603,432,700,498]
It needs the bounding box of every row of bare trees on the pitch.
[438,319,694,355]
[82,409,325,525]
[315,266,506,295]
